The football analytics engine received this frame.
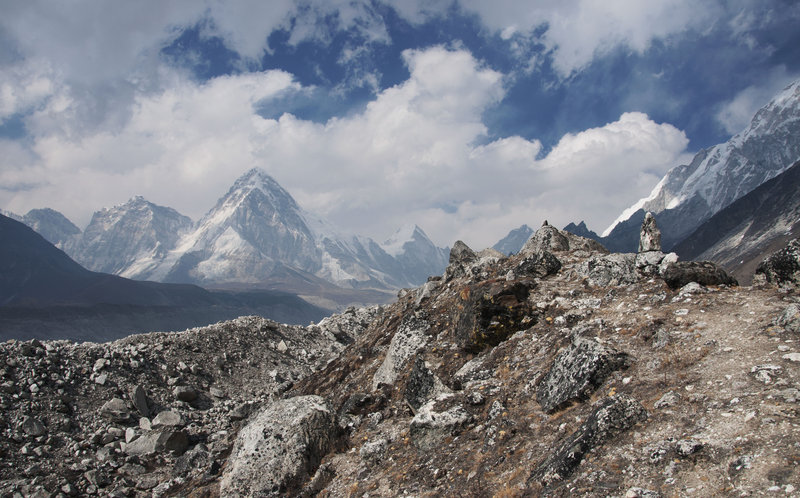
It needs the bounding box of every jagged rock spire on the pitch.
[638,212,661,253]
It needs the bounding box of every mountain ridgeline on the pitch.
[10,169,449,297]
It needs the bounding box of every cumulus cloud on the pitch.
[396,0,719,77]
[0,45,690,249]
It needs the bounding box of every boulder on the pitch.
[576,253,638,287]
[409,394,472,451]
[661,261,737,289]
[152,410,184,428]
[777,304,800,334]
[404,356,450,411]
[372,313,429,390]
[454,280,536,353]
[220,395,336,497]
[638,212,662,252]
[520,222,570,255]
[537,336,630,413]
[532,394,647,486]
[129,385,150,417]
[173,386,197,403]
[124,430,188,456]
[755,238,800,288]
[99,398,131,423]
[515,251,562,279]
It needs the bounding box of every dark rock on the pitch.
[537,336,630,413]
[173,444,211,477]
[756,238,800,287]
[532,394,647,486]
[515,251,562,279]
[454,280,537,353]
[220,395,337,497]
[405,356,436,411]
[639,212,662,252]
[20,416,46,437]
[173,385,197,402]
[449,240,476,265]
[339,393,386,417]
[661,261,738,289]
[129,385,149,417]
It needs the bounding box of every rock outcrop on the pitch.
[756,238,800,287]
[220,395,337,496]
[2,224,799,497]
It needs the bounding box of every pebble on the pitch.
[781,353,800,362]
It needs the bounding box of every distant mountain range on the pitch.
[672,159,800,284]
[493,79,800,283]
[0,213,330,341]
[7,169,449,300]
[599,79,800,253]
[8,78,800,293]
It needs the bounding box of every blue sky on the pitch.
[1,0,798,248]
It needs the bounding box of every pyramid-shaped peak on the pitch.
[233,168,282,190]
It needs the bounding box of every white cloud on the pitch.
[1,45,691,249]
[404,0,718,77]
[716,68,799,134]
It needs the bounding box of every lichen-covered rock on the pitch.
[661,261,737,289]
[409,394,472,451]
[638,212,662,252]
[537,336,630,413]
[449,240,477,266]
[756,238,800,288]
[515,251,562,278]
[372,313,429,389]
[777,304,800,334]
[520,223,570,255]
[454,280,536,353]
[220,395,336,497]
[532,394,647,486]
[576,253,638,286]
[404,356,452,411]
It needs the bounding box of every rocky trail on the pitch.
[1,218,799,497]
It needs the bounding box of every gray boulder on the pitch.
[520,222,570,255]
[220,395,336,497]
[576,253,638,287]
[661,261,737,289]
[532,394,647,486]
[777,304,800,334]
[124,430,188,456]
[537,336,630,413]
[372,313,429,389]
[409,394,472,451]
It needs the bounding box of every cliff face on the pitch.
[1,223,799,497]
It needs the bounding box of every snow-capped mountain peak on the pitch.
[381,224,428,257]
[603,78,800,248]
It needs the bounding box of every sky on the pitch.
[1,0,799,249]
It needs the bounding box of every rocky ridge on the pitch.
[2,217,800,496]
